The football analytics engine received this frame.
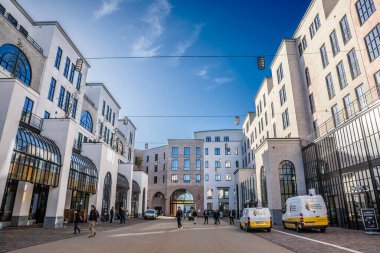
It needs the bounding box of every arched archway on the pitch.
[131,180,140,218]
[102,172,112,221]
[279,160,297,208]
[170,189,194,216]
[152,192,165,215]
[261,167,268,207]
[142,188,146,214]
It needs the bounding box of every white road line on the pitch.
[108,231,167,237]
[272,229,363,253]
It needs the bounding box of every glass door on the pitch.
[29,184,49,224]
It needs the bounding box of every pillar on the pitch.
[10,182,33,226]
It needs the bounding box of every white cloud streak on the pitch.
[94,0,122,19]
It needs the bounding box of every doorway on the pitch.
[29,184,49,224]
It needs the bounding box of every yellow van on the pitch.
[282,195,328,232]
[239,207,272,232]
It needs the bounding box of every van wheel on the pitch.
[295,223,300,233]
[267,228,271,232]
[320,228,326,233]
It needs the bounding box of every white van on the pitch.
[239,207,272,232]
[282,195,328,232]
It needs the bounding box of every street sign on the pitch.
[361,208,379,230]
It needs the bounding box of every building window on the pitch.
[47,78,56,101]
[69,63,75,83]
[226,173,232,181]
[336,61,348,89]
[57,86,65,108]
[184,159,190,170]
[196,174,201,183]
[44,111,50,119]
[54,47,62,69]
[154,176,157,184]
[184,147,190,158]
[298,42,303,57]
[205,173,209,181]
[331,104,340,127]
[309,14,321,39]
[76,72,82,90]
[112,113,115,126]
[154,165,158,172]
[215,148,220,155]
[279,161,297,208]
[64,91,71,112]
[146,156,149,163]
[273,123,277,138]
[205,148,208,155]
[80,111,93,133]
[302,36,307,50]
[235,160,239,168]
[183,174,190,183]
[205,161,209,168]
[215,161,221,169]
[215,173,221,181]
[63,57,70,78]
[356,0,376,25]
[277,63,284,84]
[155,154,158,162]
[206,136,211,142]
[309,94,316,113]
[326,73,336,99]
[282,109,290,129]
[340,15,352,44]
[224,136,230,142]
[347,48,361,79]
[196,147,201,157]
[305,67,311,86]
[218,189,229,199]
[320,44,329,68]
[279,85,287,105]
[171,174,178,183]
[215,136,220,142]
[365,24,380,62]
[102,100,106,116]
[207,188,213,199]
[196,159,201,170]
[172,147,178,158]
[375,70,380,85]
[225,147,231,155]
[235,147,238,155]
[261,167,268,207]
[163,175,165,183]
[330,30,340,56]
[343,95,354,119]
[71,98,78,118]
[309,21,316,38]
[224,160,230,168]
[313,120,318,131]
[171,160,178,171]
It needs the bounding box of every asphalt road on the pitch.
[8,219,292,253]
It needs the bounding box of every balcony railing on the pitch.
[20,111,43,131]
[0,8,44,55]
[303,85,380,144]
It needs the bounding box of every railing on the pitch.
[303,85,380,144]
[20,111,43,131]
[0,8,44,54]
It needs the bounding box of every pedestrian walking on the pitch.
[176,207,183,229]
[73,209,81,234]
[229,209,235,225]
[213,210,217,225]
[216,210,220,225]
[119,207,126,224]
[88,205,97,238]
[96,209,100,224]
[192,209,198,225]
[110,207,114,223]
[203,209,208,225]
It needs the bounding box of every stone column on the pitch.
[42,118,76,228]
[10,182,34,226]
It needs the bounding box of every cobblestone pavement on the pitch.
[241,223,380,253]
[0,219,146,253]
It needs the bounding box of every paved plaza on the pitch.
[1,218,380,253]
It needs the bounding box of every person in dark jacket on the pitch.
[88,205,97,238]
[229,210,236,225]
[119,207,125,224]
[203,209,208,225]
[110,207,114,223]
[216,210,220,225]
[176,207,183,229]
[213,210,217,224]
[192,209,198,225]
[73,209,81,234]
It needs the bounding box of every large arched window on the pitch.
[279,160,297,208]
[261,167,268,207]
[0,44,32,86]
[80,111,93,133]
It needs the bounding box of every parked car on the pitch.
[144,209,157,220]
[282,195,328,233]
[239,207,272,232]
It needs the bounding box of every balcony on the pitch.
[0,6,44,55]
[20,111,43,131]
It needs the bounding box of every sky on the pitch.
[19,0,310,149]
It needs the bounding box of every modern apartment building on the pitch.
[0,0,147,228]
[238,0,380,229]
[194,130,243,215]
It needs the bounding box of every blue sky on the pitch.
[19,0,310,149]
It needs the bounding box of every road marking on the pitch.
[272,229,363,253]
[108,231,167,237]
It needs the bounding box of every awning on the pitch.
[132,180,140,193]
[117,173,130,190]
[8,126,62,187]
[68,152,98,194]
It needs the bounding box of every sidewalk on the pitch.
[0,219,145,253]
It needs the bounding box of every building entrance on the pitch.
[29,184,49,224]
[170,189,195,216]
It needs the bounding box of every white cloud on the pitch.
[94,0,122,19]
[131,0,172,56]
[197,67,209,79]
[213,77,232,85]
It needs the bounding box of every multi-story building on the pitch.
[141,139,204,216]
[237,0,380,229]
[0,0,147,228]
[194,130,243,215]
